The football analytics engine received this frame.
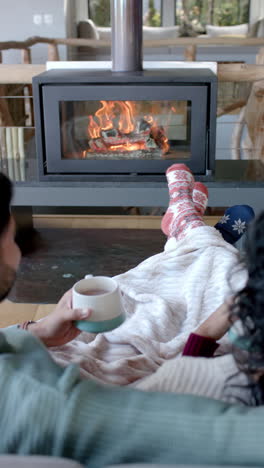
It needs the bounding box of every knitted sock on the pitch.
[214,205,255,245]
[192,182,208,216]
[161,164,205,240]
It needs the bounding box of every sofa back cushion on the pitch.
[77,19,99,40]
[97,27,112,41]
[78,19,180,41]
[96,25,180,42]
[206,23,248,37]
[143,25,180,40]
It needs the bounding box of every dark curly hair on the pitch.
[0,172,12,237]
[229,210,264,405]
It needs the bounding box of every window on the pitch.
[143,0,162,26]
[175,0,250,30]
[88,0,110,27]
[87,0,250,29]
[87,0,162,27]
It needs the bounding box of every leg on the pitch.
[161,164,207,241]
[192,182,209,216]
[214,205,255,245]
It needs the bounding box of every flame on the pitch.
[88,115,101,139]
[162,137,170,154]
[118,101,135,134]
[150,119,170,154]
[87,100,171,154]
[95,100,115,131]
[109,142,146,152]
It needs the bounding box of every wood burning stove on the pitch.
[33,68,216,180]
[33,0,217,181]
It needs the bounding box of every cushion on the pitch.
[97,25,180,42]
[143,25,180,40]
[96,25,180,42]
[97,27,111,41]
[206,23,248,37]
[77,19,99,40]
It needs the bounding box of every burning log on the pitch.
[150,124,169,154]
[86,101,170,155]
[101,128,119,139]
[137,118,151,133]
[88,132,157,153]
[88,139,108,152]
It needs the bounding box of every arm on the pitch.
[183,301,232,357]
[1,328,263,467]
[182,333,219,357]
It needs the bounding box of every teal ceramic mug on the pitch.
[73,275,125,333]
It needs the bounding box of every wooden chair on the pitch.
[231,47,264,164]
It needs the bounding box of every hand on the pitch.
[194,299,233,341]
[28,289,92,347]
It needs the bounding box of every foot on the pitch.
[214,205,255,245]
[161,164,204,239]
[166,164,194,204]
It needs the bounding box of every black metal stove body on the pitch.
[33,68,217,181]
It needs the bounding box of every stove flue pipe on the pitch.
[111,0,143,72]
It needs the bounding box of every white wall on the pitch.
[250,0,264,22]
[0,0,66,64]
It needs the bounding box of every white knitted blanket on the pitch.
[50,226,247,386]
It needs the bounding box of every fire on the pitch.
[88,115,100,139]
[95,100,115,131]
[118,101,135,134]
[149,119,170,154]
[110,142,146,152]
[86,100,170,155]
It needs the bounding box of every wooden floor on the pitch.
[33,214,219,230]
[0,214,219,328]
[0,301,54,328]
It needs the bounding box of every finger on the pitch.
[67,307,93,321]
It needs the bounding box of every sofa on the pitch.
[76,19,181,60]
[205,20,264,38]
[75,18,264,61]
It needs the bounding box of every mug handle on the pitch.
[85,274,93,279]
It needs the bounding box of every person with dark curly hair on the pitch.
[226,210,264,405]
[183,210,264,406]
[133,164,257,404]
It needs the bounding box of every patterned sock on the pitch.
[161,164,205,240]
[214,205,255,245]
[192,182,208,216]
